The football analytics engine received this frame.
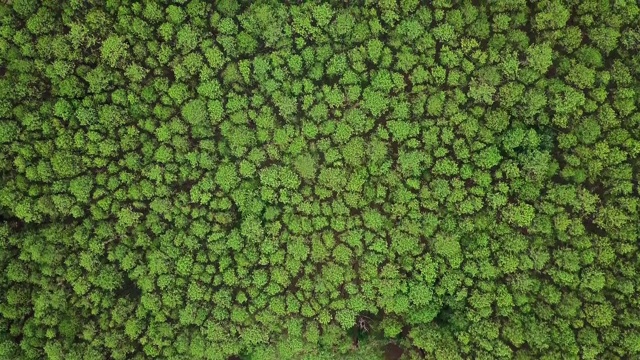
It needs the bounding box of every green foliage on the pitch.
[215,163,240,192]
[1,1,639,360]
[100,35,129,67]
[181,98,207,126]
[51,152,82,178]
[526,43,553,75]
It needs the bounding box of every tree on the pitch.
[215,163,239,192]
[526,43,553,75]
[51,152,82,178]
[100,35,129,67]
[181,98,208,126]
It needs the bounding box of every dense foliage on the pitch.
[1,0,640,359]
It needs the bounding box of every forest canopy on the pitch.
[1,0,640,359]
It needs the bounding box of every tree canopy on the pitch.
[1,1,640,359]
